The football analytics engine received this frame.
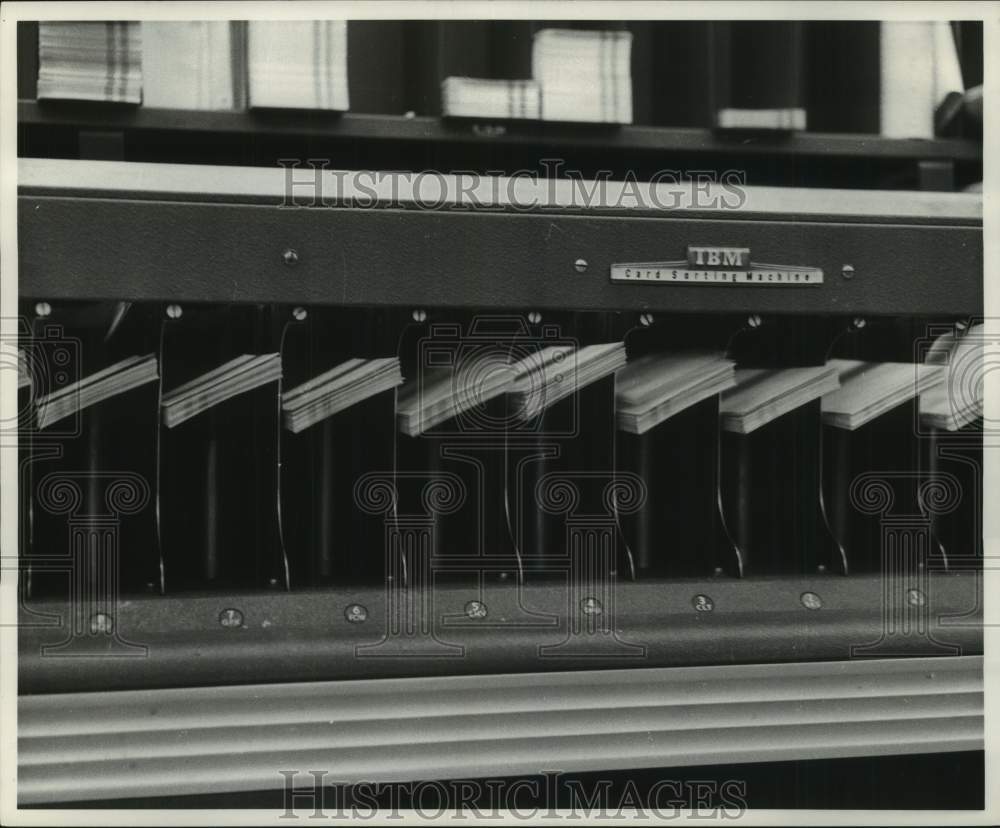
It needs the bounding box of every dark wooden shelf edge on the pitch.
[19,99,983,163]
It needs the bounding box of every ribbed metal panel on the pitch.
[19,656,982,805]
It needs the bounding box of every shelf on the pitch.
[18,99,983,163]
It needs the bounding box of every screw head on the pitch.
[712,566,724,577]
[90,612,113,634]
[692,594,714,612]
[852,317,866,330]
[574,258,589,273]
[292,307,308,321]
[166,304,183,319]
[412,309,427,323]
[841,264,855,280]
[581,596,603,616]
[800,592,823,611]
[639,313,655,327]
[34,302,52,318]
[282,248,299,266]
[465,600,488,619]
[747,314,763,329]
[907,588,927,607]
[345,604,368,624]
[528,311,542,324]
[219,608,244,628]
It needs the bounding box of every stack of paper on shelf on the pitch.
[509,342,627,421]
[880,21,964,139]
[397,355,516,438]
[716,109,806,130]
[712,21,807,132]
[721,365,840,435]
[36,354,158,430]
[141,21,246,110]
[821,359,943,431]
[441,77,541,119]
[921,325,984,431]
[532,29,633,123]
[282,357,403,434]
[616,352,736,435]
[37,21,142,103]
[247,21,349,110]
[161,354,281,428]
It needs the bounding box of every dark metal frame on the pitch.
[16,165,986,698]
[19,571,983,693]
[19,193,983,315]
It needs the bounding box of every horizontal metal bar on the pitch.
[18,195,983,314]
[18,158,983,221]
[19,571,983,693]
[18,655,983,804]
[18,101,984,163]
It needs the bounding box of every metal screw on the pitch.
[268,577,279,588]
[219,608,244,628]
[292,307,308,321]
[166,304,183,319]
[34,302,51,318]
[712,566,724,577]
[528,311,542,324]
[800,592,823,611]
[345,604,368,624]
[692,594,714,612]
[574,258,588,273]
[282,248,299,266]
[639,313,654,327]
[841,264,855,280]
[90,612,113,634]
[465,600,488,619]
[817,564,827,574]
[581,597,603,616]
[907,588,927,607]
[747,314,763,329]
[412,309,427,323]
